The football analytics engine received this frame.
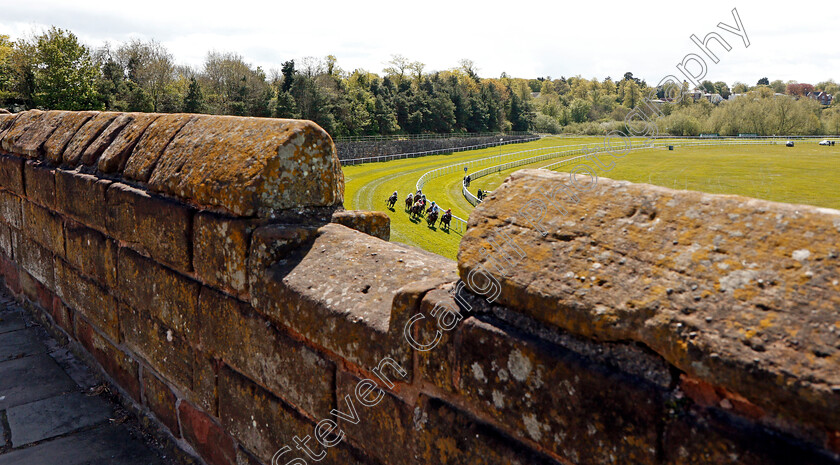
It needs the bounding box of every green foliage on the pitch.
[0,25,835,138]
[183,77,205,113]
[31,27,101,110]
[569,98,591,123]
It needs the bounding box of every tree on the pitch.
[32,27,101,110]
[620,79,642,108]
[116,39,178,112]
[757,77,769,86]
[0,35,14,106]
[280,60,295,93]
[569,98,591,123]
[383,54,411,85]
[183,77,205,113]
[732,82,749,93]
[786,83,814,97]
[713,81,731,99]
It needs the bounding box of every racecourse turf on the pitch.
[343,137,840,261]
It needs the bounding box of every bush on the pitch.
[534,113,561,134]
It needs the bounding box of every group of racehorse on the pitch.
[387,191,452,230]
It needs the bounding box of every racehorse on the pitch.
[426,209,439,227]
[405,196,413,211]
[440,211,452,230]
[411,201,424,218]
[414,192,422,203]
[387,192,398,209]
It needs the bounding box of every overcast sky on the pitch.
[1,0,838,86]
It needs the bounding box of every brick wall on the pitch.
[1,110,838,465]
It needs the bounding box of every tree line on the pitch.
[1,27,838,137]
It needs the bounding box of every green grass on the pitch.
[344,137,840,260]
[343,137,598,259]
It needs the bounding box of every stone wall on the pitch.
[1,110,838,465]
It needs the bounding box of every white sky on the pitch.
[1,0,838,86]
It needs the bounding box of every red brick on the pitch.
[143,370,180,435]
[120,304,194,391]
[13,234,55,290]
[194,213,260,295]
[22,200,64,256]
[107,183,192,273]
[75,316,141,402]
[679,374,765,420]
[24,160,56,209]
[19,270,49,309]
[0,253,21,295]
[51,295,74,334]
[680,374,722,408]
[198,286,334,418]
[0,189,22,229]
[55,259,119,341]
[0,154,24,195]
[118,247,198,337]
[64,222,118,288]
[55,169,111,232]
[179,400,236,465]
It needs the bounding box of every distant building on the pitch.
[689,88,723,104]
[806,91,833,105]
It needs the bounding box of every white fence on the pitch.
[464,138,787,205]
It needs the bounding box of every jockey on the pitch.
[444,208,451,215]
[428,201,437,213]
[407,193,413,200]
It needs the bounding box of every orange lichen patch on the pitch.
[97,112,161,173]
[62,112,120,166]
[0,112,22,141]
[80,112,134,166]
[0,110,45,155]
[123,113,194,182]
[8,110,67,158]
[147,115,343,216]
[42,111,97,163]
